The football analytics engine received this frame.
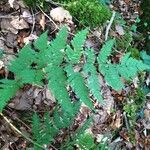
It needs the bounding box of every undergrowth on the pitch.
[0,26,149,149]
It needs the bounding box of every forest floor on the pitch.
[0,0,150,149]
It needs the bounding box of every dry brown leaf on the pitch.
[22,10,33,24]
[50,7,72,23]
[39,14,46,30]
[111,111,122,129]
[10,16,29,30]
[115,24,124,35]
[8,0,15,8]
[1,19,18,34]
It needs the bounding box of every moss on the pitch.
[128,47,140,59]
[54,0,111,28]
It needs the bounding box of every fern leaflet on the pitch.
[66,29,88,64]
[83,48,103,103]
[46,65,73,115]
[0,79,20,112]
[65,64,93,109]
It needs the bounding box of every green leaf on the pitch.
[97,39,115,64]
[66,29,88,64]
[65,65,93,109]
[0,79,20,112]
[104,64,125,91]
[34,31,48,51]
[46,65,73,115]
[83,48,103,103]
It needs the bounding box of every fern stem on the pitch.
[0,112,45,149]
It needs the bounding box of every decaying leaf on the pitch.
[10,16,29,30]
[0,60,4,69]
[39,14,45,30]
[50,7,72,23]
[115,24,124,35]
[8,0,15,8]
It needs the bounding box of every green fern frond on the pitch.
[8,44,36,75]
[18,69,44,85]
[35,27,68,67]
[46,65,73,115]
[83,48,103,103]
[66,29,88,64]
[77,133,96,150]
[98,41,149,91]
[0,79,20,112]
[118,53,150,79]
[65,65,93,109]
[32,113,41,142]
[98,39,115,64]
[34,31,48,51]
[103,64,125,91]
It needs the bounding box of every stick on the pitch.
[105,11,116,41]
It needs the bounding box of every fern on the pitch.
[65,64,93,109]
[0,79,20,112]
[46,65,74,115]
[66,29,88,64]
[98,40,150,91]
[0,26,149,114]
[32,104,80,149]
[83,48,103,103]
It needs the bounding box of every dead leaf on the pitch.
[10,16,29,30]
[22,10,33,24]
[0,60,4,69]
[50,7,72,23]
[39,14,45,30]
[8,0,15,8]
[115,24,125,35]
[1,19,18,34]
[111,111,122,129]
[23,34,38,44]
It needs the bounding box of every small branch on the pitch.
[37,5,58,30]
[30,8,36,35]
[105,11,116,41]
[123,112,130,131]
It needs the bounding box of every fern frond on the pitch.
[98,40,149,91]
[34,31,48,51]
[46,65,74,115]
[43,112,58,143]
[77,133,95,150]
[66,29,88,64]
[8,44,36,75]
[18,69,44,85]
[0,79,20,112]
[97,39,115,64]
[118,53,150,79]
[65,65,93,109]
[83,48,103,103]
[35,27,68,67]
[103,64,125,91]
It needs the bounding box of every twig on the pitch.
[37,5,58,30]
[123,112,130,131]
[30,8,35,35]
[105,11,116,41]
